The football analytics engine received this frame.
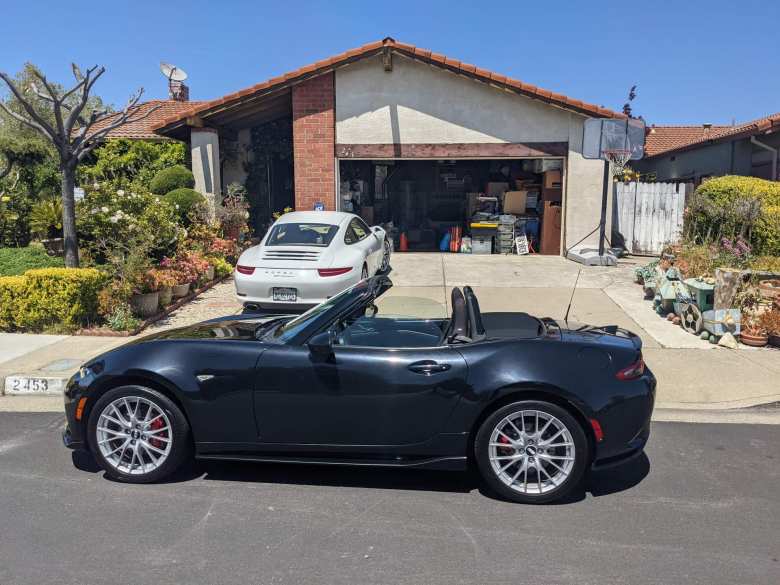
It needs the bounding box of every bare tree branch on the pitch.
[76,97,160,161]
[0,100,53,138]
[64,65,104,135]
[0,71,58,142]
[29,69,66,137]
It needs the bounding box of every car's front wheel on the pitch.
[87,385,191,483]
[475,400,589,503]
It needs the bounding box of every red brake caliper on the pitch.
[149,417,166,449]
[497,433,513,455]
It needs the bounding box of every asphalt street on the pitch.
[0,413,777,585]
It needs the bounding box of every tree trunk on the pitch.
[61,165,79,268]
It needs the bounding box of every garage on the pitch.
[338,157,564,254]
[156,37,617,256]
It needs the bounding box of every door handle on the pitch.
[408,361,451,375]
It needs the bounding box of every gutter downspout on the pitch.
[751,136,778,180]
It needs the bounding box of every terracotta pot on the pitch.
[205,265,215,281]
[129,291,160,318]
[740,331,768,347]
[172,283,190,298]
[768,333,780,348]
[158,286,173,306]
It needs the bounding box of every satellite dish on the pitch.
[160,62,188,82]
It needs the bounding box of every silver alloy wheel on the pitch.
[380,240,391,272]
[96,396,173,475]
[488,409,575,495]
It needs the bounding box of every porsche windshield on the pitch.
[265,223,339,247]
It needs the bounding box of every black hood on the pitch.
[131,315,292,343]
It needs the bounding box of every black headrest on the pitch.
[449,287,468,340]
[463,286,485,338]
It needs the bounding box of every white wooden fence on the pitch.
[612,182,691,255]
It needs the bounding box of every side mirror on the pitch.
[308,330,335,358]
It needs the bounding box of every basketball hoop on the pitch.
[603,148,633,177]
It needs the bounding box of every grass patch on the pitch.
[0,245,64,276]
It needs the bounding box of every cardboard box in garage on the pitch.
[503,191,528,214]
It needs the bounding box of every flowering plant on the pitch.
[715,236,752,269]
[209,237,239,260]
[161,251,210,284]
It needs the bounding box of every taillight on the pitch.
[616,356,645,380]
[318,267,353,277]
[236,265,255,275]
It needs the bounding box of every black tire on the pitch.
[474,400,589,504]
[87,385,191,484]
[380,239,391,274]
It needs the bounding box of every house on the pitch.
[90,99,206,140]
[636,113,780,184]
[140,37,626,254]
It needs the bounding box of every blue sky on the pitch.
[1,0,776,126]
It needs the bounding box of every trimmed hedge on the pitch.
[0,268,107,332]
[149,165,195,195]
[695,175,780,206]
[165,188,206,222]
[0,246,63,276]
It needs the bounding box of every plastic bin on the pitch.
[472,236,493,255]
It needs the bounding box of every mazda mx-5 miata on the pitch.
[63,277,655,503]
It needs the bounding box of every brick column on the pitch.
[292,72,335,211]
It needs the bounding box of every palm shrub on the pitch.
[29,197,63,239]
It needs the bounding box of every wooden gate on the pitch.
[612,182,691,255]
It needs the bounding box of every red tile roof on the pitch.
[153,37,624,135]
[645,112,780,158]
[90,100,207,140]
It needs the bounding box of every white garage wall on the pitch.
[336,54,570,144]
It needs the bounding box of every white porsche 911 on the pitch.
[234,211,391,311]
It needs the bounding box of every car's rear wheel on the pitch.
[475,400,588,503]
[87,385,191,483]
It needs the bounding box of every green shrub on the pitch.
[0,245,63,276]
[695,176,780,206]
[165,188,206,223]
[208,256,233,278]
[0,276,25,329]
[149,165,195,195]
[685,175,780,255]
[754,205,780,257]
[0,268,107,331]
[80,139,186,190]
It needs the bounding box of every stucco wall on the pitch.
[336,54,570,144]
[565,115,611,249]
[635,139,753,182]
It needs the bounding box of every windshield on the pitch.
[269,280,370,343]
[265,223,339,247]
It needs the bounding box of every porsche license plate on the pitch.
[272,287,297,302]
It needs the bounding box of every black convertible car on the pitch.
[63,276,654,503]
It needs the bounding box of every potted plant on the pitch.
[129,270,161,318]
[216,183,250,241]
[740,316,768,347]
[150,268,178,306]
[161,257,191,298]
[758,310,780,348]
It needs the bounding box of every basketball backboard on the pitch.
[582,117,646,160]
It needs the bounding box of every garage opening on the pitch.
[338,159,564,255]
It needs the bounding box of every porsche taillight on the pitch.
[318,267,353,277]
[616,355,645,380]
[236,265,255,275]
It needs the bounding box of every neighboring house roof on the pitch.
[153,37,623,135]
[90,99,207,140]
[644,112,780,158]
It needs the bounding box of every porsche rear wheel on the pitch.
[87,385,191,483]
[475,400,588,504]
